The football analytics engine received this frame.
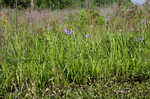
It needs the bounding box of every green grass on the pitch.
[0,7,150,98]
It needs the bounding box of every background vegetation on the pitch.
[0,0,128,9]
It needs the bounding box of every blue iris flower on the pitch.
[65,29,72,35]
[137,37,142,42]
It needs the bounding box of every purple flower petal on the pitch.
[137,37,142,42]
[65,29,72,35]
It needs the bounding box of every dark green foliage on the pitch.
[94,0,117,6]
[0,0,120,9]
[0,0,30,8]
[36,0,73,9]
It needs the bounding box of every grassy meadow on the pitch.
[0,5,150,98]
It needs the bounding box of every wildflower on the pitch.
[137,37,142,42]
[65,29,72,35]
[85,34,89,38]
[131,0,146,6]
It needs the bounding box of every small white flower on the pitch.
[131,0,146,5]
[85,34,89,38]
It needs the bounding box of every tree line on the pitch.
[0,0,118,9]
